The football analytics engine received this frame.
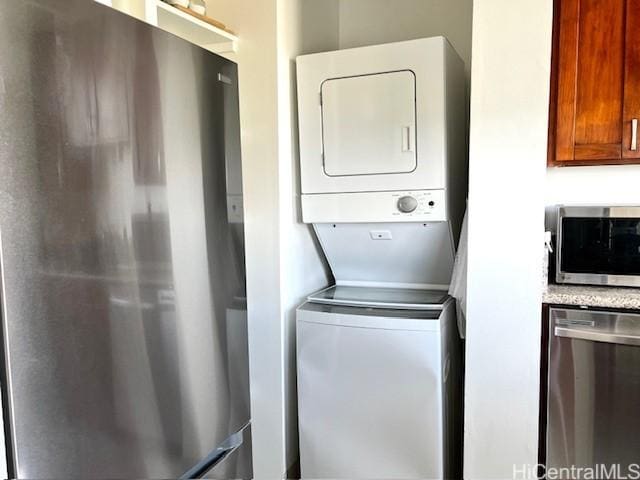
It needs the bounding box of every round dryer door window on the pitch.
[320,70,417,177]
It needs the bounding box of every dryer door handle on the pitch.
[402,126,413,152]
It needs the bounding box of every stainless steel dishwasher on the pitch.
[547,307,640,473]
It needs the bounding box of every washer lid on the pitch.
[298,301,442,331]
[307,285,450,310]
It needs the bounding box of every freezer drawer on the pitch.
[547,308,640,472]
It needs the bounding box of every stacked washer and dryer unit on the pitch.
[295,37,467,479]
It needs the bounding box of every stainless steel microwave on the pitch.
[556,206,640,287]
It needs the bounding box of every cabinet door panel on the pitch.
[554,0,580,162]
[553,0,627,164]
[574,0,625,153]
[574,143,622,160]
[623,0,640,159]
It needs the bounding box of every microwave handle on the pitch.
[555,326,640,347]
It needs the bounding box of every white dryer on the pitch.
[297,286,462,479]
[297,36,467,234]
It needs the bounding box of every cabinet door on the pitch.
[554,0,625,163]
[623,0,640,159]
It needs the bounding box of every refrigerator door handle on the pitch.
[179,428,246,479]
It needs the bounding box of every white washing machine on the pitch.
[297,286,462,479]
[295,37,467,479]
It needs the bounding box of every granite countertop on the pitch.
[543,283,640,310]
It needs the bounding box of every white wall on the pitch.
[202,1,286,478]
[112,0,145,19]
[95,0,146,21]
[205,1,337,478]
[275,0,338,472]
[337,0,473,81]
[465,0,553,478]
[546,165,640,204]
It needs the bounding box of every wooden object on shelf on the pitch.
[171,4,236,35]
[152,0,238,54]
[548,0,640,166]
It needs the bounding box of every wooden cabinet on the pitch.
[549,0,640,165]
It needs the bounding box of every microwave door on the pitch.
[557,209,640,287]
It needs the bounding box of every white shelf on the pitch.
[149,1,237,54]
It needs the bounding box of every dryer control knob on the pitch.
[397,196,418,213]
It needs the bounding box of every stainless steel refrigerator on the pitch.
[0,1,251,478]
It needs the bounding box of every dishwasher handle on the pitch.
[555,326,640,347]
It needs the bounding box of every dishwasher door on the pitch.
[547,307,640,473]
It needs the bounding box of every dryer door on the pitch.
[321,71,417,177]
[296,38,452,195]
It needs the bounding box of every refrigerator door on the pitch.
[0,1,250,478]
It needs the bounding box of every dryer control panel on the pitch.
[302,190,447,223]
[391,191,442,218]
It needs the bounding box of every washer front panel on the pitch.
[297,309,444,478]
